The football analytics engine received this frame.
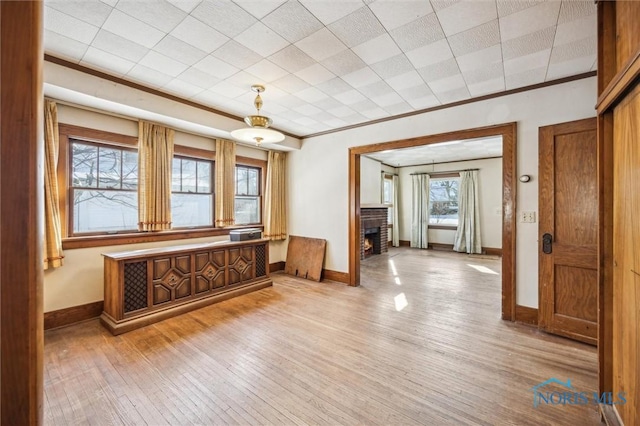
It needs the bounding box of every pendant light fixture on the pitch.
[230,84,285,146]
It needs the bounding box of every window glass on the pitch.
[171,156,213,228]
[429,178,459,226]
[235,165,261,224]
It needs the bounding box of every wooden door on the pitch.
[539,118,598,345]
[612,83,640,425]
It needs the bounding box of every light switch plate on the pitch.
[520,211,536,223]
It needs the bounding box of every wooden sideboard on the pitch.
[101,238,271,335]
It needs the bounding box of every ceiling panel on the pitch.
[43,0,597,138]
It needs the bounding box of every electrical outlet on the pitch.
[520,211,536,223]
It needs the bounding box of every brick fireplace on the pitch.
[361,206,388,260]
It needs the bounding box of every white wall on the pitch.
[288,77,597,309]
[44,104,284,312]
[398,157,503,248]
[360,156,382,204]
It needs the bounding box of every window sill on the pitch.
[428,225,458,230]
[62,225,264,250]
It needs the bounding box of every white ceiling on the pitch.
[365,135,503,167]
[43,0,597,138]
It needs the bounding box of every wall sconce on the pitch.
[519,175,531,183]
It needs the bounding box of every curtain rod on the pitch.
[380,171,399,176]
[410,168,479,176]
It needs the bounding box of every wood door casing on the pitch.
[539,118,598,345]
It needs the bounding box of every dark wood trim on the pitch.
[1,2,44,424]
[44,301,104,330]
[484,247,503,257]
[428,225,457,230]
[62,225,264,250]
[399,240,411,247]
[514,305,539,326]
[596,49,640,113]
[44,55,299,139]
[59,123,138,146]
[306,72,594,138]
[174,145,214,160]
[349,122,517,321]
[398,156,502,168]
[599,404,623,426]
[269,261,285,273]
[322,269,350,284]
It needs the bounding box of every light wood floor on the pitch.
[44,248,600,425]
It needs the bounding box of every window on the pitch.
[235,165,261,225]
[429,177,459,227]
[70,139,138,234]
[171,156,213,228]
[382,174,394,224]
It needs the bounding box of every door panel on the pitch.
[539,118,597,345]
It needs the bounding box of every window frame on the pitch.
[58,124,266,249]
[170,151,215,230]
[427,172,460,230]
[234,161,264,226]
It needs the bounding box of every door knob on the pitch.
[542,233,553,254]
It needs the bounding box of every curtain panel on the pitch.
[44,100,64,269]
[138,121,174,231]
[392,175,400,247]
[215,138,236,227]
[454,170,482,254]
[264,151,287,240]
[411,174,429,249]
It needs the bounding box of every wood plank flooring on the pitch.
[44,248,600,425]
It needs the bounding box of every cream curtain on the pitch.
[138,121,174,231]
[215,138,236,227]
[44,100,64,269]
[411,174,429,249]
[264,150,287,240]
[392,175,400,247]
[454,170,482,254]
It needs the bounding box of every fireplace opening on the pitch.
[360,207,388,260]
[363,227,381,258]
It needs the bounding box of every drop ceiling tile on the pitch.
[342,112,367,124]
[294,63,336,85]
[139,51,189,77]
[550,36,596,64]
[191,90,228,106]
[163,78,205,98]
[193,55,239,79]
[448,19,500,57]
[327,105,356,117]
[296,104,323,116]
[127,64,173,87]
[225,70,259,88]
[502,26,555,61]
[312,111,336,122]
[315,97,344,110]
[45,6,99,44]
[262,1,323,43]
[496,0,544,18]
[342,67,381,88]
[298,0,364,25]
[436,86,471,104]
[417,58,460,83]
[431,0,460,13]
[456,44,502,72]
[153,35,208,66]
[234,0,286,19]
[428,73,466,93]
[171,16,229,54]
[273,74,310,93]
[279,95,307,109]
[467,76,505,97]
[102,9,165,49]
[292,116,318,126]
[387,70,425,92]
[407,94,440,109]
[268,45,316,73]
[172,0,202,14]
[554,15,596,46]
[368,0,433,31]
[328,6,386,48]
[46,0,112,27]
[384,101,413,115]
[316,78,352,96]
[361,107,389,119]
[405,39,453,69]
[370,54,414,79]
[234,22,290,57]
[334,89,367,105]
[389,13,445,52]
[359,80,394,98]
[503,49,550,76]
[505,66,546,89]
[462,61,503,85]
[398,83,433,101]
[546,55,595,80]
[92,29,149,63]
[212,40,262,69]
[321,50,367,75]
[44,30,88,62]
[499,1,561,42]
[295,28,348,61]
[323,118,349,128]
[294,87,329,103]
[191,1,257,38]
[178,67,220,89]
[371,91,404,107]
[80,46,134,75]
[115,0,187,32]
[245,59,288,82]
[558,0,596,24]
[352,34,401,65]
[436,0,497,36]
